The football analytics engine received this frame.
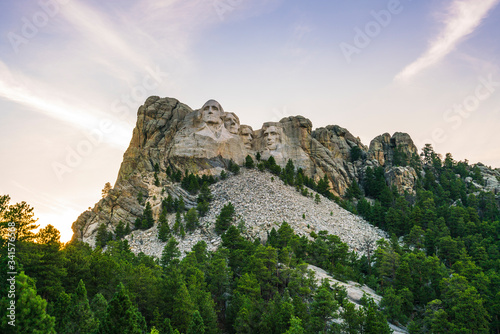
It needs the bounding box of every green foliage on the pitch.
[90,293,107,326]
[157,211,171,242]
[114,221,125,240]
[187,310,205,334]
[215,202,235,234]
[181,172,201,194]
[161,237,181,268]
[264,156,282,175]
[185,208,199,232]
[2,171,499,334]
[228,159,240,174]
[314,194,321,204]
[134,202,154,230]
[285,315,305,334]
[63,280,99,334]
[0,196,39,242]
[96,223,113,248]
[244,155,255,169]
[0,272,56,333]
[350,145,362,162]
[174,196,185,213]
[99,283,147,334]
[393,145,409,167]
[154,172,160,187]
[308,280,339,333]
[137,191,144,205]
[197,182,212,217]
[345,179,362,200]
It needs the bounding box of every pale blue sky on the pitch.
[1,0,499,240]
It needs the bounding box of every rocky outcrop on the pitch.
[312,125,367,161]
[72,96,422,243]
[309,264,408,334]
[368,132,418,167]
[475,163,500,195]
[385,166,418,195]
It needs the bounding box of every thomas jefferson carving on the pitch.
[223,112,240,135]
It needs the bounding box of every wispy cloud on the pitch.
[395,0,500,82]
[0,61,130,149]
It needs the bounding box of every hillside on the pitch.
[123,169,387,258]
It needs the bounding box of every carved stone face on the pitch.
[264,126,279,150]
[224,112,240,135]
[201,100,223,125]
[239,126,253,149]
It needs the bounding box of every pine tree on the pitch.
[228,159,240,174]
[177,197,185,213]
[187,310,205,334]
[172,283,194,333]
[114,221,126,239]
[90,293,108,327]
[64,280,99,334]
[197,182,212,217]
[0,272,56,333]
[0,197,39,242]
[100,283,146,334]
[52,291,71,332]
[96,223,113,248]
[185,208,199,232]
[197,200,210,217]
[102,182,112,198]
[309,281,339,333]
[245,155,255,168]
[161,237,181,267]
[340,302,363,334]
[215,202,235,234]
[141,202,155,229]
[158,212,171,242]
[198,182,213,203]
[314,194,321,204]
[124,222,131,235]
[173,212,182,235]
[285,316,305,334]
[164,194,175,213]
[361,296,391,334]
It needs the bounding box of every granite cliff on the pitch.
[71,96,421,244]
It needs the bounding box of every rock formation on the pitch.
[72,96,423,245]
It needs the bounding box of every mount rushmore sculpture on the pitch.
[169,99,293,166]
[71,96,420,242]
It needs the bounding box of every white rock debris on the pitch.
[124,169,387,258]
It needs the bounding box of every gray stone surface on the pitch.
[308,264,408,334]
[117,169,387,259]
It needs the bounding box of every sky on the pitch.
[1,0,500,242]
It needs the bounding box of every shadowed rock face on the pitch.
[72,96,421,242]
